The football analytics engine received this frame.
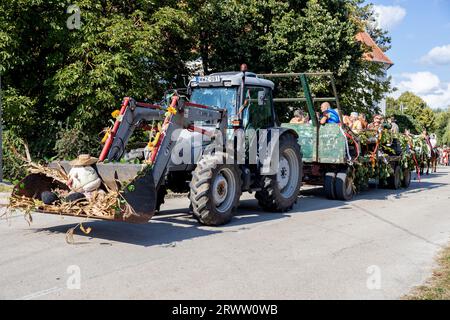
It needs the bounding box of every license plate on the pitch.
[197,75,221,83]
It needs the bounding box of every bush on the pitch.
[54,125,102,160]
[2,130,28,182]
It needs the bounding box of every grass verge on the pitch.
[406,245,450,300]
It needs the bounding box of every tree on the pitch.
[386,92,438,135]
[435,108,450,144]
[392,92,436,132]
[1,1,194,156]
[191,0,392,116]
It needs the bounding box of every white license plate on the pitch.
[197,76,221,83]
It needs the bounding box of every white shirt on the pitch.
[68,166,102,193]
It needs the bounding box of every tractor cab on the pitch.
[188,72,276,130]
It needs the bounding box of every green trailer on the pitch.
[260,72,413,201]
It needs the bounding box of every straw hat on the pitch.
[70,154,98,166]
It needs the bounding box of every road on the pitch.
[1,168,450,300]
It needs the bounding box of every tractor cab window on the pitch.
[190,87,237,120]
[243,87,274,129]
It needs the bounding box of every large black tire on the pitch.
[402,168,411,189]
[387,165,401,190]
[335,172,354,201]
[324,172,336,200]
[190,153,242,226]
[255,134,303,212]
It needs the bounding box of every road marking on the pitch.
[17,287,63,300]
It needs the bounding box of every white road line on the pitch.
[17,287,63,300]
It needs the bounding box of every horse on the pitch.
[417,144,438,175]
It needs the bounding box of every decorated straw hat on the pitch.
[70,154,98,166]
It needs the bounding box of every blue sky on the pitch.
[368,0,450,108]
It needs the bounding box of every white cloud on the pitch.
[373,5,407,31]
[421,44,450,65]
[422,84,450,109]
[392,72,450,109]
[396,72,440,95]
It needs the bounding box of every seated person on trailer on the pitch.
[319,102,341,125]
[290,109,306,124]
[359,113,368,129]
[349,112,363,133]
[367,114,383,131]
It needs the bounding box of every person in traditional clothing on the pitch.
[442,146,449,166]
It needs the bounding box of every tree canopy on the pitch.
[386,92,437,133]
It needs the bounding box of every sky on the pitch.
[368,0,450,108]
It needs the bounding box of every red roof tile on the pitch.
[356,31,394,67]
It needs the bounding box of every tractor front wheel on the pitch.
[190,154,242,226]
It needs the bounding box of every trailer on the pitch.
[260,72,413,201]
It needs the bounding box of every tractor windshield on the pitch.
[190,87,237,117]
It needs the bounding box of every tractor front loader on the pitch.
[12,95,228,224]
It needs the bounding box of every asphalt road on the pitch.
[1,167,450,300]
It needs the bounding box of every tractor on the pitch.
[13,68,304,226]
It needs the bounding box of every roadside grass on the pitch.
[406,245,450,300]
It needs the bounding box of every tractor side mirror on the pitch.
[258,90,266,106]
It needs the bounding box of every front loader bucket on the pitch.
[12,162,157,224]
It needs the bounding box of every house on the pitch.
[356,31,394,114]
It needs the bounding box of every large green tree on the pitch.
[190,0,391,116]
[1,0,193,158]
[434,108,450,145]
[387,92,437,132]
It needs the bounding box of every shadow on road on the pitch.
[32,173,448,247]
[33,202,290,247]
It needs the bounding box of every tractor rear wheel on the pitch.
[255,134,303,212]
[190,153,242,226]
[388,165,401,190]
[335,172,354,201]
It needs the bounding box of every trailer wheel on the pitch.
[324,172,336,200]
[335,172,354,201]
[255,134,303,212]
[402,168,411,189]
[388,165,401,190]
[190,153,242,226]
